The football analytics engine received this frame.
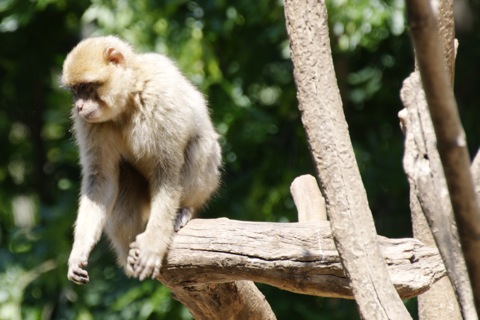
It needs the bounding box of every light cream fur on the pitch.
[62,36,221,284]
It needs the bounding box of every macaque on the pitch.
[61,36,221,284]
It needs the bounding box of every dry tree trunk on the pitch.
[399,1,466,317]
[284,0,411,318]
[161,280,275,320]
[401,0,479,318]
[400,72,467,320]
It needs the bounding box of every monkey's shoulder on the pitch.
[131,54,207,116]
[134,53,180,77]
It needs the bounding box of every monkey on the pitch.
[61,36,222,284]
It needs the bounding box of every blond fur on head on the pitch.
[62,36,134,87]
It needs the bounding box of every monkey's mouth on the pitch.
[80,110,101,123]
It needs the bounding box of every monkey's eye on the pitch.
[71,82,100,96]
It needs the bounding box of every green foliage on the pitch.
[328,0,404,52]
[1,0,479,318]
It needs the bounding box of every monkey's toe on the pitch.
[174,208,193,232]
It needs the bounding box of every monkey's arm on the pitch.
[68,154,119,284]
[128,168,183,280]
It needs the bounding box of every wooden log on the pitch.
[158,218,445,300]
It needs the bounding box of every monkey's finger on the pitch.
[126,259,138,274]
[139,264,156,281]
[74,268,88,278]
[129,241,138,249]
[138,257,161,280]
[127,255,137,265]
[134,261,146,279]
[69,268,89,285]
[134,257,149,280]
[73,275,89,285]
[129,248,140,257]
[143,263,160,281]
[135,267,144,280]
[127,257,138,273]
[128,252,139,270]
[151,265,160,279]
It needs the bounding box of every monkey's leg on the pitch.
[105,162,150,276]
[180,135,221,210]
[127,170,183,281]
[105,203,148,275]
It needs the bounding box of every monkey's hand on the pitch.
[127,232,166,281]
[67,256,89,285]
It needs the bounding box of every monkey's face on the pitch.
[69,82,110,123]
[62,36,135,123]
[65,74,133,123]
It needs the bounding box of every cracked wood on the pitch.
[157,218,445,300]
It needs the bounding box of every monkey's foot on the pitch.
[126,233,165,281]
[67,259,89,285]
[174,207,193,232]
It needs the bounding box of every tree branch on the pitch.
[157,219,445,301]
[406,0,480,315]
[400,71,474,319]
[290,175,327,221]
[161,280,275,320]
[284,0,411,318]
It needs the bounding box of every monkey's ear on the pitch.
[104,47,125,65]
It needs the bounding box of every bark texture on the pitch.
[400,73,470,319]
[284,0,411,318]
[406,0,480,316]
[403,0,463,318]
[400,0,473,318]
[157,219,444,301]
[163,280,275,320]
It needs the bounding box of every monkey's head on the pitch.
[62,36,136,123]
